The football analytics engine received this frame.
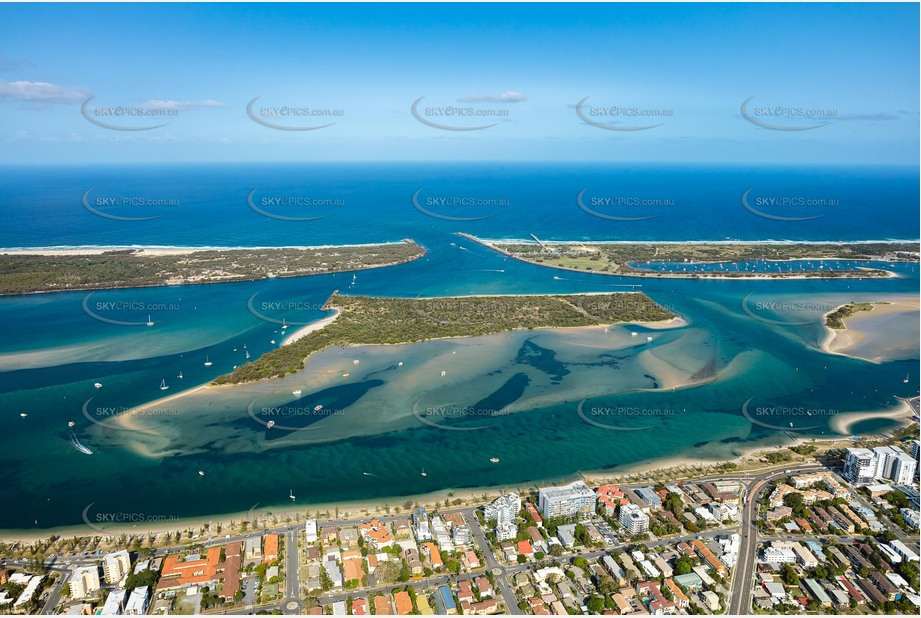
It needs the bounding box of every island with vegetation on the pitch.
[825,302,877,329]
[214,291,676,384]
[460,234,916,279]
[0,240,425,296]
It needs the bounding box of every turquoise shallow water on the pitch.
[0,163,917,531]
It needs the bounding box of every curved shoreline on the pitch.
[819,296,920,363]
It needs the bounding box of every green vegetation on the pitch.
[0,241,425,296]
[466,235,913,279]
[825,302,876,329]
[215,291,675,384]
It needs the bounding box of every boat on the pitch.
[19,412,27,418]
[198,470,205,477]
[351,274,357,285]
[646,336,653,342]
[159,379,169,391]
[314,405,323,412]
[441,370,447,377]
[342,372,350,377]
[245,350,250,359]
[904,374,910,384]
[631,332,638,337]
[67,421,75,428]
[353,359,360,365]
[204,356,213,366]
[398,361,403,367]
[94,382,103,389]
[289,489,296,502]
[243,343,247,349]
[177,371,183,379]
[489,457,500,463]
[266,420,275,429]
[420,469,427,477]
[281,319,288,330]
[146,314,154,327]
[292,389,302,396]
[270,339,276,344]
[70,432,93,455]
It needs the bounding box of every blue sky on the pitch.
[0,2,917,164]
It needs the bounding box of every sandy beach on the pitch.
[0,242,411,257]
[820,297,920,362]
[282,309,341,345]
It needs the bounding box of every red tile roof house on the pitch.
[458,579,475,603]
[636,581,676,615]
[352,598,369,615]
[463,551,481,569]
[263,534,279,564]
[527,503,543,527]
[374,594,393,615]
[597,485,630,516]
[517,540,534,557]
[475,576,493,597]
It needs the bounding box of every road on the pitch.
[727,463,824,616]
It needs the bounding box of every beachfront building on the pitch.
[103,549,131,584]
[100,589,127,615]
[845,446,916,484]
[619,504,650,535]
[69,566,101,599]
[844,448,878,484]
[485,493,520,541]
[537,481,596,518]
[892,453,917,485]
[124,586,149,616]
[305,519,318,543]
[412,507,432,542]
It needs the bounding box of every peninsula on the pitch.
[0,240,425,296]
[461,234,916,279]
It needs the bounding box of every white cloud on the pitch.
[142,99,225,110]
[457,91,527,103]
[0,79,88,103]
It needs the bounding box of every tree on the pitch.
[587,596,605,614]
[674,555,693,576]
[664,492,683,516]
[549,544,563,557]
[783,492,806,517]
[375,561,401,584]
[781,564,799,586]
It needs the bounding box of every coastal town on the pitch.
[1,426,918,616]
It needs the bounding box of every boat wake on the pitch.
[70,432,93,455]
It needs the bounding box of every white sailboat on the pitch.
[289,489,296,502]
[204,356,213,366]
[177,371,183,379]
[267,420,276,429]
[159,379,169,391]
[420,468,427,477]
[292,389,302,396]
[281,319,288,330]
[146,314,154,327]
[903,374,910,384]
[94,382,103,389]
